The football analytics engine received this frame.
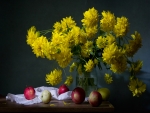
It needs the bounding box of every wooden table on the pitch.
[0,96,114,112]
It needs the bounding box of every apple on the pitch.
[71,87,85,104]
[41,90,52,104]
[88,90,102,107]
[24,86,35,100]
[58,84,69,95]
[97,88,110,101]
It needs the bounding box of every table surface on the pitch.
[0,96,114,112]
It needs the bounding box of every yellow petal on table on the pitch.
[50,104,56,106]
[63,101,70,105]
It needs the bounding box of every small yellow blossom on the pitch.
[129,60,143,74]
[63,101,70,105]
[45,69,62,86]
[50,104,55,106]
[69,62,77,72]
[104,73,113,84]
[64,76,73,86]
[102,43,125,66]
[110,57,127,74]
[56,47,73,68]
[26,26,40,46]
[32,36,49,58]
[96,36,106,49]
[77,64,83,75]
[113,16,129,37]
[84,59,94,72]
[125,31,142,57]
[100,11,116,32]
[128,78,146,97]
[81,7,99,27]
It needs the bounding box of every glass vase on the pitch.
[76,67,98,97]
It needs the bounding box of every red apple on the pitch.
[58,84,69,95]
[88,90,102,107]
[24,86,35,100]
[71,87,85,104]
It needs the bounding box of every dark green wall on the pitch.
[0,0,150,112]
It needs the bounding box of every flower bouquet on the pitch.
[26,7,146,97]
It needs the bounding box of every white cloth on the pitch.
[6,86,88,105]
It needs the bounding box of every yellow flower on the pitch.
[113,16,129,37]
[102,43,125,65]
[26,7,145,97]
[84,25,98,39]
[45,69,62,86]
[125,31,142,57]
[84,59,94,72]
[100,11,116,32]
[69,62,77,72]
[81,41,93,58]
[128,78,146,97]
[56,47,73,68]
[61,16,76,31]
[64,76,73,86]
[26,26,40,46]
[105,33,116,45]
[81,7,99,27]
[77,64,83,75]
[96,36,106,49]
[110,57,127,74]
[32,36,49,58]
[53,16,76,33]
[129,60,143,74]
[104,73,113,84]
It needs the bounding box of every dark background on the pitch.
[0,0,150,112]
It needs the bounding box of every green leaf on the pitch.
[71,45,81,55]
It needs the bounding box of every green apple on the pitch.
[41,90,52,104]
[97,88,110,101]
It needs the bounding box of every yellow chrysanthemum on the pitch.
[43,42,58,60]
[51,32,64,47]
[100,11,116,32]
[81,41,94,58]
[102,43,125,65]
[31,36,49,58]
[105,33,116,45]
[26,26,40,46]
[125,31,142,57]
[53,21,62,33]
[69,62,77,72]
[61,16,76,32]
[81,7,99,27]
[113,16,129,37]
[96,36,107,49]
[65,26,80,46]
[45,69,62,86]
[56,47,73,68]
[85,25,98,39]
[129,60,143,74]
[77,64,83,75]
[84,59,94,72]
[110,57,127,74]
[128,78,146,97]
[64,76,73,86]
[104,73,113,84]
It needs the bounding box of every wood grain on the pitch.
[0,97,114,112]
